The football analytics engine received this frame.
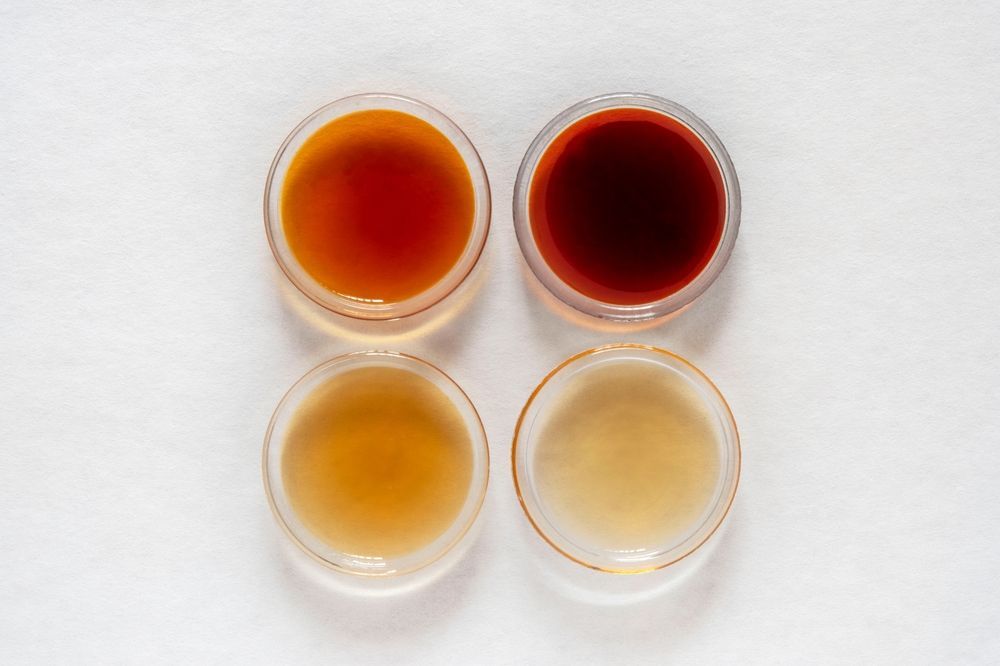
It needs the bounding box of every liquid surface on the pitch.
[281,365,473,559]
[281,109,475,304]
[529,107,725,305]
[532,360,721,555]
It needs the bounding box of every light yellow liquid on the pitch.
[281,365,472,559]
[533,361,721,554]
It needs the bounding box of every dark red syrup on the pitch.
[529,107,726,305]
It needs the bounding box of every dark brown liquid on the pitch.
[529,108,725,305]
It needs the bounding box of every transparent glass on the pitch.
[513,93,741,321]
[512,344,740,573]
[263,351,490,577]
[265,93,491,320]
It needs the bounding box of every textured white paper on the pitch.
[2,1,999,663]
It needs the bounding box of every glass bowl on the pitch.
[263,351,490,576]
[512,344,740,573]
[265,93,491,320]
[513,93,740,322]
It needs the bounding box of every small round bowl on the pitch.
[513,93,740,322]
[512,344,740,573]
[265,93,491,320]
[263,351,490,577]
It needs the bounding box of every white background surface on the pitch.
[2,2,999,663]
